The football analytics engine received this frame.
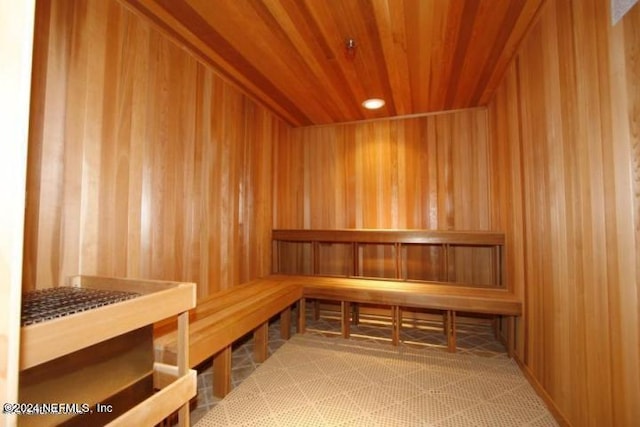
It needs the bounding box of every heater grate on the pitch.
[21,286,140,326]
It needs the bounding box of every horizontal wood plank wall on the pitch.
[23,0,284,298]
[273,110,498,283]
[488,1,640,426]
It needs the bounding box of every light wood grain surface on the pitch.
[272,229,505,245]
[488,1,640,425]
[122,0,544,126]
[272,229,505,288]
[19,1,640,426]
[24,0,285,298]
[273,109,493,230]
[155,278,302,368]
[273,110,499,286]
[20,277,195,370]
[284,275,521,316]
[0,1,35,426]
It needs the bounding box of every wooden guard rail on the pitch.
[272,229,505,287]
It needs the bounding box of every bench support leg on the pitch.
[352,303,360,325]
[297,298,306,334]
[177,311,190,427]
[341,301,351,338]
[280,306,292,340]
[506,316,515,358]
[254,322,269,363]
[213,346,232,398]
[392,306,401,346]
[442,311,448,334]
[446,310,457,352]
[492,315,500,341]
[313,299,321,320]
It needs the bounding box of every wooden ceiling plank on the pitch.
[264,0,364,121]
[454,0,514,107]
[432,0,464,111]
[402,0,424,112]
[123,0,310,125]
[371,0,412,116]
[182,0,336,124]
[353,0,397,117]
[404,0,447,112]
[302,0,373,122]
[469,0,528,105]
[327,0,383,111]
[478,0,547,105]
[199,0,341,124]
[244,0,341,124]
[442,0,481,109]
[122,0,544,125]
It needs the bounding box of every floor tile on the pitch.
[188,309,557,426]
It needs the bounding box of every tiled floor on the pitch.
[188,309,558,426]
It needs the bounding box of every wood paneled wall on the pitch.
[488,1,640,425]
[21,0,640,424]
[23,0,286,298]
[274,110,492,230]
[273,109,498,283]
[1,1,36,424]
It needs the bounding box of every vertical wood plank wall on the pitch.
[274,110,492,230]
[488,1,640,426]
[273,109,498,283]
[23,0,285,298]
[1,1,35,425]
[20,0,640,425]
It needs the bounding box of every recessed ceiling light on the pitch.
[362,98,385,110]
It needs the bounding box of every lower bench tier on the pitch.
[154,274,521,398]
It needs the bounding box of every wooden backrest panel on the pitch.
[272,229,505,288]
[273,229,505,245]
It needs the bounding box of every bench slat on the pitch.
[275,275,521,316]
[154,273,522,368]
[156,284,301,367]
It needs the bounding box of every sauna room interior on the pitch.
[2,0,639,426]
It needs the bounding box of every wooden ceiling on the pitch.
[124,0,545,127]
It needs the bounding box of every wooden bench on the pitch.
[154,229,522,401]
[272,229,519,354]
[274,274,522,355]
[154,274,521,401]
[154,277,301,397]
